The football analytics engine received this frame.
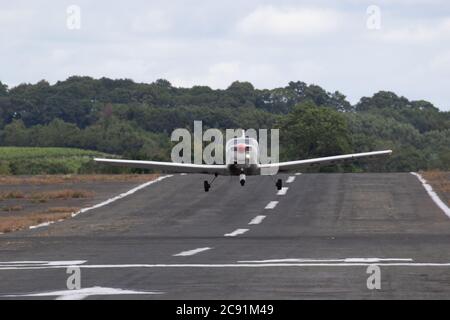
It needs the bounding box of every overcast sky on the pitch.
[1,0,450,110]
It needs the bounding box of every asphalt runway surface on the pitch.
[1,173,450,299]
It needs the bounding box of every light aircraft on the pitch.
[95,132,392,192]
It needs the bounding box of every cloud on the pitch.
[236,5,342,36]
[379,18,450,43]
[131,10,172,34]
[430,51,450,71]
[1,1,450,110]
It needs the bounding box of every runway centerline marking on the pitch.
[173,247,212,257]
[286,176,296,184]
[249,215,266,225]
[411,172,450,218]
[265,201,279,209]
[224,229,249,237]
[277,187,289,196]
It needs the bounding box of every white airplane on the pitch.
[95,132,392,192]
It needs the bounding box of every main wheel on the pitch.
[204,180,210,192]
[276,179,282,190]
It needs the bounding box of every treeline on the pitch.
[0,76,449,172]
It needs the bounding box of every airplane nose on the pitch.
[237,144,246,153]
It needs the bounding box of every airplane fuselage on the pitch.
[225,136,260,176]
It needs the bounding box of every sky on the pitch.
[1,0,450,110]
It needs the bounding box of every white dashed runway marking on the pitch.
[286,176,296,183]
[277,187,289,195]
[224,229,249,237]
[248,215,266,225]
[173,247,212,257]
[265,201,279,209]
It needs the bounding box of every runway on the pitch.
[1,173,450,299]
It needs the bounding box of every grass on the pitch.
[0,147,104,161]
[30,189,94,202]
[0,174,158,185]
[0,191,25,200]
[0,207,79,233]
[0,147,115,175]
[0,189,94,203]
[45,207,80,214]
[0,173,160,234]
[2,205,23,212]
[422,171,450,205]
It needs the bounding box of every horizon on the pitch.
[2,75,448,112]
[1,1,450,110]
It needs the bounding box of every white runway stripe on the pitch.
[69,175,173,218]
[2,287,163,300]
[411,172,450,218]
[224,229,249,237]
[249,215,266,225]
[265,201,279,209]
[3,262,450,271]
[0,260,86,267]
[174,247,212,257]
[277,187,288,195]
[238,258,414,263]
[286,176,296,183]
[23,175,174,232]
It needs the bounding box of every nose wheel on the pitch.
[239,173,246,186]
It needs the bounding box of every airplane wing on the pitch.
[94,158,229,175]
[259,150,392,173]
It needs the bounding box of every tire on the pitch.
[276,179,282,190]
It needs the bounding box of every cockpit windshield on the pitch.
[226,137,259,148]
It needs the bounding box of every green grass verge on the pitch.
[0,147,122,175]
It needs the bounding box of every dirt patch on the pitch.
[0,174,158,185]
[0,191,25,200]
[421,171,450,206]
[29,189,94,202]
[2,205,23,212]
[0,208,76,233]
[0,174,159,233]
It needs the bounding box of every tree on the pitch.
[0,81,8,96]
[277,101,352,163]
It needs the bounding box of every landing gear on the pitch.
[204,173,218,192]
[276,178,282,191]
[239,173,246,186]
